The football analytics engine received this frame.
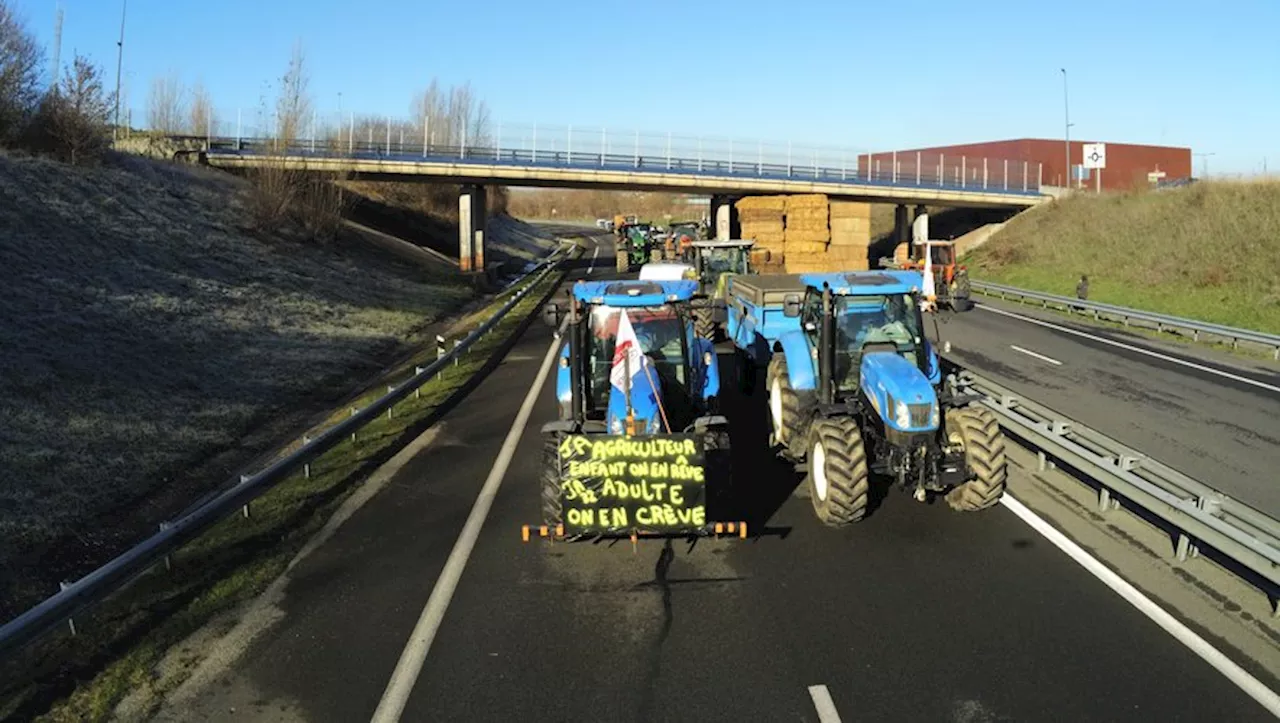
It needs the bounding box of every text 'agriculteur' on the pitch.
[556,434,707,533]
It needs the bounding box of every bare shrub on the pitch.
[247,44,347,242]
[188,80,213,137]
[147,71,184,133]
[0,0,41,142]
[28,54,113,165]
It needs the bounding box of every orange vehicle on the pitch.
[883,240,972,311]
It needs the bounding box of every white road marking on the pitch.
[978,304,1280,394]
[808,684,843,723]
[1009,344,1062,366]
[1000,494,1280,718]
[370,329,563,723]
[588,245,599,274]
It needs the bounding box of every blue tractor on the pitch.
[728,271,1007,525]
[539,279,730,536]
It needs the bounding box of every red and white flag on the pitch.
[609,310,648,392]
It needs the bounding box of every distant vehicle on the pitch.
[880,239,972,312]
[638,261,697,282]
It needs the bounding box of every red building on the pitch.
[864,139,1191,192]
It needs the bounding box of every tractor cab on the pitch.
[543,280,721,436]
[789,271,942,428]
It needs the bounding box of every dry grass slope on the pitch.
[966,181,1280,334]
[0,152,474,612]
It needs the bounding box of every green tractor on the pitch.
[686,239,755,340]
[614,222,654,272]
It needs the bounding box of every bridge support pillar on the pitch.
[893,204,910,249]
[459,185,487,273]
[711,195,739,240]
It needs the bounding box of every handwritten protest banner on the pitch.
[556,434,706,534]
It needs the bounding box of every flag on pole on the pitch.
[610,310,648,392]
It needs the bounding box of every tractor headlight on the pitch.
[887,393,910,429]
[610,418,623,434]
[930,404,940,428]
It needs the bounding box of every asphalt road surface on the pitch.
[160,242,1275,722]
[934,299,1280,515]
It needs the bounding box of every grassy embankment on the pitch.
[0,150,563,719]
[965,181,1280,334]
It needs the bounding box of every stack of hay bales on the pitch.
[782,194,830,273]
[736,196,786,272]
[827,201,872,271]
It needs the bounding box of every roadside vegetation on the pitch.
[0,268,567,722]
[965,181,1280,334]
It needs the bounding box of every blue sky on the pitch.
[13,0,1279,175]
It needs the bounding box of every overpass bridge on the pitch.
[203,127,1046,271]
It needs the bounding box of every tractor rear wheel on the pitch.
[944,406,1007,511]
[541,434,564,527]
[694,306,717,341]
[765,355,811,460]
[807,417,870,526]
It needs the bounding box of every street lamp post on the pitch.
[1194,152,1215,179]
[1060,68,1071,189]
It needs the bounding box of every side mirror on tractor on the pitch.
[541,303,563,328]
[782,294,802,318]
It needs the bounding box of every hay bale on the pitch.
[743,230,785,246]
[736,195,786,211]
[784,240,828,255]
[829,201,872,219]
[739,213,784,228]
[784,227,829,244]
[830,230,871,247]
[825,246,870,267]
[750,249,781,267]
[830,217,870,234]
[785,194,828,211]
[784,216,828,233]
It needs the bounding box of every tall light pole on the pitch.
[113,0,127,140]
[1060,68,1071,189]
[1194,152,1215,179]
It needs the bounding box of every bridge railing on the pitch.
[203,113,1043,194]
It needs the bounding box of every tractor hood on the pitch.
[859,352,939,433]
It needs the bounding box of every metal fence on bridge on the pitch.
[194,112,1042,194]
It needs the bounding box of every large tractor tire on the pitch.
[944,406,1007,511]
[765,355,811,461]
[806,417,870,526]
[693,306,717,341]
[541,434,564,527]
[615,241,629,273]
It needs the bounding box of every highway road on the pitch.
[935,298,1280,515]
[153,241,1277,722]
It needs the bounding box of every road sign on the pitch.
[1083,143,1106,169]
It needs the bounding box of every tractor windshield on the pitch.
[699,247,747,283]
[585,305,687,413]
[831,293,924,392]
[929,244,955,266]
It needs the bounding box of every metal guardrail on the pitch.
[971,280,1280,359]
[0,249,570,658]
[950,368,1280,599]
[202,137,1045,197]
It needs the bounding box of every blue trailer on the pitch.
[727,271,1007,525]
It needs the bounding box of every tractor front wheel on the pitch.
[944,406,1007,511]
[765,355,811,461]
[807,417,870,526]
[541,434,564,527]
